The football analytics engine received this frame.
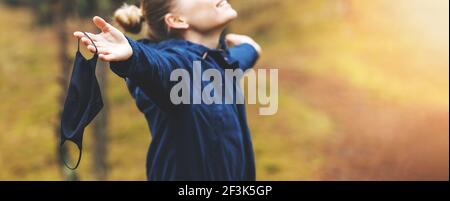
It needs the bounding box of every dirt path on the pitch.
[279,68,449,180]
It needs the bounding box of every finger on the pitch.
[82,38,108,49]
[83,32,100,41]
[73,31,100,41]
[75,32,99,45]
[99,54,115,62]
[88,45,110,54]
[86,45,97,53]
[225,34,241,42]
[225,33,238,39]
[225,34,240,47]
[82,37,106,48]
[225,35,237,45]
[73,31,85,39]
[93,16,112,32]
[81,37,94,46]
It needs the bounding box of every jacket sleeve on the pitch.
[110,37,189,110]
[227,43,260,71]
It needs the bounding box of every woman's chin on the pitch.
[229,9,238,19]
[217,5,238,19]
[209,8,238,30]
[223,9,238,22]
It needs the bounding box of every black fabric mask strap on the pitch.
[77,32,98,55]
[60,140,83,170]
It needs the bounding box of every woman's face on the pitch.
[174,0,238,33]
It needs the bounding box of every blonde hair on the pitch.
[114,3,144,34]
[114,0,176,42]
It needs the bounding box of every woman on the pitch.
[74,0,261,181]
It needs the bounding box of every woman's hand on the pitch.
[73,16,133,62]
[225,33,262,55]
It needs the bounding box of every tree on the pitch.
[2,0,137,180]
[52,0,79,181]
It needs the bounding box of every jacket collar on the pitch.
[138,37,239,69]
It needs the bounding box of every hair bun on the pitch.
[114,3,144,34]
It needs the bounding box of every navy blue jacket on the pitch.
[110,37,259,181]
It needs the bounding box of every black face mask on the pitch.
[60,32,103,170]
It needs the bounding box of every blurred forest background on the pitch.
[0,0,448,180]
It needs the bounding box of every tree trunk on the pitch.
[53,0,79,181]
[92,61,109,180]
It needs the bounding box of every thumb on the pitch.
[93,16,112,32]
[225,34,242,45]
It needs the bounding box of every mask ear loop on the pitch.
[77,32,98,56]
[60,140,83,170]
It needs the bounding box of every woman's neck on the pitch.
[183,29,223,49]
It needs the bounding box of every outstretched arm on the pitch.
[74,16,188,111]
